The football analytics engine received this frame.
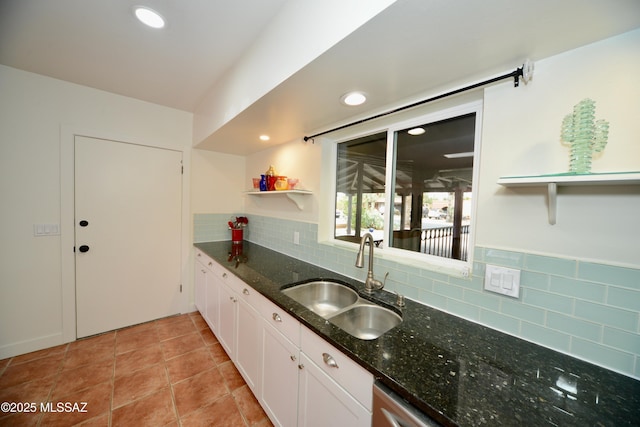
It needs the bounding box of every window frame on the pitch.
[320,100,483,276]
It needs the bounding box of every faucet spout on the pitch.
[355,233,385,293]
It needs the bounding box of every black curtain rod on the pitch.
[303,62,530,142]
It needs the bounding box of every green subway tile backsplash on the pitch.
[548,276,606,303]
[574,300,638,332]
[578,262,640,290]
[571,338,635,374]
[546,312,602,342]
[525,254,577,277]
[194,214,640,378]
[607,286,640,311]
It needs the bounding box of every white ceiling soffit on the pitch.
[0,0,289,112]
[196,0,640,155]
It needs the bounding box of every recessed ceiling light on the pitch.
[443,151,474,159]
[341,92,367,106]
[259,135,270,141]
[407,127,425,135]
[134,6,165,29]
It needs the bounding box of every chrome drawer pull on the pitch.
[322,353,339,369]
[243,288,250,295]
[272,313,282,322]
[222,272,227,278]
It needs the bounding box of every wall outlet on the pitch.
[293,231,300,245]
[484,264,521,298]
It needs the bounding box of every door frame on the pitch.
[60,125,191,343]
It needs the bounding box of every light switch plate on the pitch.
[33,223,60,236]
[484,264,521,298]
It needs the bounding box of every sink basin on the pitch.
[329,304,402,340]
[282,281,359,317]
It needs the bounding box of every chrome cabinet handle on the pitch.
[243,288,250,295]
[272,313,282,322]
[290,355,296,362]
[222,272,227,278]
[197,252,201,257]
[322,353,339,369]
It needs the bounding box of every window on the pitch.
[333,102,481,268]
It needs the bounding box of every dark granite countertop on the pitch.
[195,241,640,426]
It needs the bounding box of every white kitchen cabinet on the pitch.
[297,325,373,427]
[217,279,237,358]
[195,251,373,427]
[261,320,300,427]
[297,352,371,427]
[194,257,207,315]
[204,274,218,333]
[236,286,265,394]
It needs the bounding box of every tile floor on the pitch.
[0,312,272,426]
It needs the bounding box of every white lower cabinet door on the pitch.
[217,282,237,359]
[236,297,262,393]
[297,353,371,427]
[204,272,219,332]
[194,259,207,315]
[260,321,300,427]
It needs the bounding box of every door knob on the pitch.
[79,220,89,227]
[78,245,90,253]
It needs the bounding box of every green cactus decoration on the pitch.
[560,98,609,174]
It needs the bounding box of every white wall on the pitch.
[193,0,396,145]
[0,65,193,358]
[478,29,640,266]
[191,149,245,215]
[245,30,640,268]
[244,139,321,223]
[239,29,640,377]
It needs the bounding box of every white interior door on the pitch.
[75,136,183,338]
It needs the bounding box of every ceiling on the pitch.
[2,0,640,155]
[0,0,288,111]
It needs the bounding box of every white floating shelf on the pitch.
[497,172,640,225]
[246,190,313,210]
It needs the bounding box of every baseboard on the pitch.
[0,332,66,360]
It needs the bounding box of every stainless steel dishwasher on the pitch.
[373,381,442,427]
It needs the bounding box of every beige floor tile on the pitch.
[180,394,245,427]
[219,360,246,392]
[51,358,114,400]
[172,368,228,417]
[160,332,205,360]
[115,329,160,355]
[208,342,231,365]
[111,387,177,426]
[112,363,168,408]
[233,384,269,426]
[165,347,215,385]
[0,353,65,389]
[1,313,258,426]
[115,343,164,378]
[40,381,111,427]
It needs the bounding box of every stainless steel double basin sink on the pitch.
[282,280,402,340]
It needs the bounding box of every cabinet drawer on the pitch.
[195,249,220,275]
[300,326,373,410]
[237,284,268,311]
[260,299,300,347]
